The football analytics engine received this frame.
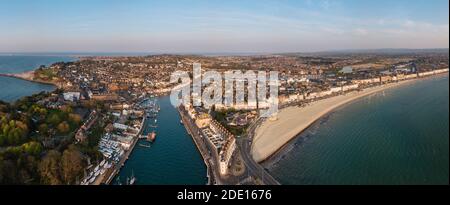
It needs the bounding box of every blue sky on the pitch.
[0,0,448,53]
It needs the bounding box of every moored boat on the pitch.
[147,131,156,142]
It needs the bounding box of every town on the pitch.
[0,50,448,185]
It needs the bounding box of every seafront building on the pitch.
[187,107,237,176]
[219,136,236,176]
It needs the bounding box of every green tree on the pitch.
[21,141,43,156]
[47,113,61,127]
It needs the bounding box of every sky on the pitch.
[0,0,448,53]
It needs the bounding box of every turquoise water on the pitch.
[268,75,449,185]
[0,55,75,74]
[115,96,207,185]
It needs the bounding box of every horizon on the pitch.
[0,47,449,57]
[1,0,449,53]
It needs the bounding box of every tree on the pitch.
[61,145,85,184]
[38,123,48,134]
[21,141,43,156]
[60,105,73,114]
[0,158,19,184]
[57,121,70,134]
[38,150,62,185]
[0,120,28,146]
[47,113,61,127]
[69,113,82,124]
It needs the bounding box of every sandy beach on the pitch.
[251,79,418,163]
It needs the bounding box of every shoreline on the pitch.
[178,105,214,185]
[251,73,449,164]
[0,71,61,88]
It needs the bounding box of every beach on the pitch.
[0,70,62,88]
[251,79,420,163]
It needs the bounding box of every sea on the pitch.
[267,74,449,185]
[0,55,75,103]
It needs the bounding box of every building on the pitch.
[330,87,342,93]
[202,128,224,152]
[113,123,129,131]
[75,129,87,143]
[219,137,236,176]
[342,84,359,92]
[195,113,212,128]
[210,120,233,138]
[352,77,380,85]
[340,66,353,74]
[63,92,81,102]
[380,76,394,83]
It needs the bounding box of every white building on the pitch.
[113,123,129,131]
[63,92,81,102]
[342,84,359,92]
[219,137,236,176]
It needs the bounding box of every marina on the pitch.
[80,96,161,185]
[113,96,207,185]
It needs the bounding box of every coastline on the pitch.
[0,71,61,88]
[251,73,449,163]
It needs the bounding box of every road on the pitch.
[237,135,280,185]
[234,116,280,185]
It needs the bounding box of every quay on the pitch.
[178,105,218,185]
[101,112,147,185]
[177,104,279,185]
[103,132,140,184]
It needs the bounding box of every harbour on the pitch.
[178,105,216,185]
[82,97,159,185]
[112,96,207,185]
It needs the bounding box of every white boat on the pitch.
[129,170,136,185]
